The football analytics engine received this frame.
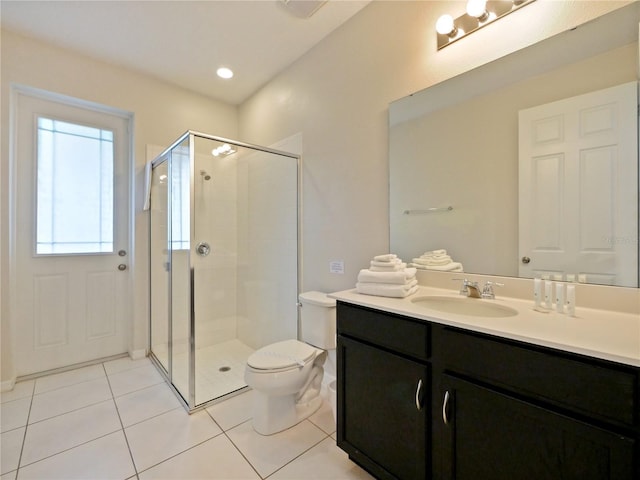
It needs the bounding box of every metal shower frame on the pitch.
[147,130,302,413]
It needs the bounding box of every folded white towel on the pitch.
[370,259,402,267]
[420,253,450,260]
[373,254,398,262]
[356,279,419,298]
[412,256,452,266]
[421,249,447,257]
[370,262,407,272]
[409,262,463,272]
[357,268,417,285]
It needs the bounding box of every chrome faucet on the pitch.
[456,279,481,298]
[455,278,504,299]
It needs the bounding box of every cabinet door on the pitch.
[440,374,636,480]
[338,336,429,480]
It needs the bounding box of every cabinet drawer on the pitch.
[337,302,430,360]
[440,327,638,428]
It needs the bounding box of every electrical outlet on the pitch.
[329,260,344,274]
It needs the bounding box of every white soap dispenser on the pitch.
[533,278,542,309]
[566,284,576,316]
[555,282,565,313]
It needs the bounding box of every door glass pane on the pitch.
[36,116,114,254]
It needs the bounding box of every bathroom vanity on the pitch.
[333,287,640,480]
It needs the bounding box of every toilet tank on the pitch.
[299,291,336,349]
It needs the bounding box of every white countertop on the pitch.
[330,286,640,367]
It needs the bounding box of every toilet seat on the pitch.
[247,339,318,372]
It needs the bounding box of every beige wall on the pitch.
[238,0,632,294]
[0,29,238,383]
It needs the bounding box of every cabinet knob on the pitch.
[443,391,451,425]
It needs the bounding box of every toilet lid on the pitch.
[247,339,317,370]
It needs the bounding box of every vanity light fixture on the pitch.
[211,143,237,157]
[436,0,536,50]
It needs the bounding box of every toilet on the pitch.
[244,291,336,435]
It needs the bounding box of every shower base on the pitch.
[170,339,255,406]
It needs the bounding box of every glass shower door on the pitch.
[170,139,192,404]
[149,158,169,374]
[193,136,245,406]
[191,135,299,407]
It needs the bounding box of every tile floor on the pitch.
[1,356,373,480]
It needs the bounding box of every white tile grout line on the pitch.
[262,422,333,480]
[11,379,34,479]
[103,362,141,480]
[133,433,228,478]
[202,409,266,480]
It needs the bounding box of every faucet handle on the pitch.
[482,281,504,299]
[453,278,470,295]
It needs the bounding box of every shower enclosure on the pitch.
[148,131,300,411]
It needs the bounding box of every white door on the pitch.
[12,89,132,376]
[519,82,638,286]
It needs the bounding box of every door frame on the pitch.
[7,84,135,380]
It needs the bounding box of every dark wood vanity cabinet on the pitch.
[438,374,635,480]
[337,302,431,480]
[336,301,640,480]
[434,327,639,480]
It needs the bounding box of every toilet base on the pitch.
[251,390,323,435]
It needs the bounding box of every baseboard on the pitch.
[129,348,147,361]
[0,377,17,393]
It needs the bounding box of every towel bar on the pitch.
[403,206,453,215]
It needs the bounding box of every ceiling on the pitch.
[0,0,370,105]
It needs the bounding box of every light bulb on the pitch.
[466,0,489,19]
[436,14,456,36]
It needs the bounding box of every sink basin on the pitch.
[410,296,518,318]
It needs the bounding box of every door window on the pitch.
[36,116,114,255]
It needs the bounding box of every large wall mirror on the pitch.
[389,3,639,288]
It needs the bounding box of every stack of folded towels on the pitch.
[409,249,463,272]
[356,254,419,298]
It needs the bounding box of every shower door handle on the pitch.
[196,242,211,257]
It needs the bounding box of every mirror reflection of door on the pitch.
[518,82,638,286]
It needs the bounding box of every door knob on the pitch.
[521,256,531,264]
[118,264,127,271]
[196,242,211,257]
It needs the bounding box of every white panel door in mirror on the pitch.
[519,81,638,286]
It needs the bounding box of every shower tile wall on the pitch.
[195,150,239,350]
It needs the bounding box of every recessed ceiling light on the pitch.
[216,67,234,79]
